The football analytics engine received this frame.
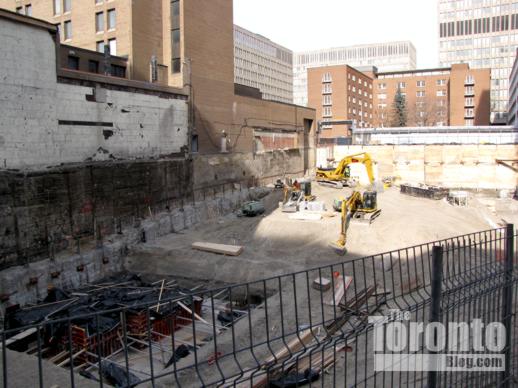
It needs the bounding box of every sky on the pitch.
[234,0,439,68]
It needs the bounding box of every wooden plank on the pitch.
[288,213,322,221]
[191,242,243,256]
[262,328,315,368]
[324,276,353,306]
[0,328,37,348]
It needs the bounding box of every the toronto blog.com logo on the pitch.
[369,310,506,372]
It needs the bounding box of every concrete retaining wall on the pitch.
[317,145,518,190]
[0,185,265,309]
[193,149,308,194]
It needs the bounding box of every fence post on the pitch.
[501,224,514,388]
[428,245,443,388]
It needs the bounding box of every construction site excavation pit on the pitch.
[2,183,518,387]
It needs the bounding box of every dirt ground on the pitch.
[124,184,518,387]
[126,184,505,285]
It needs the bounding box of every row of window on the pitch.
[439,14,518,37]
[377,90,448,99]
[378,100,448,109]
[96,38,117,55]
[52,0,71,15]
[95,9,116,33]
[296,42,413,66]
[52,0,111,15]
[66,55,125,77]
[378,79,449,89]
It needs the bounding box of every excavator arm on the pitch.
[330,191,362,255]
[316,152,375,186]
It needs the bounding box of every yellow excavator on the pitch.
[331,191,381,255]
[316,152,375,188]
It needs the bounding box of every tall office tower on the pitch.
[294,41,417,106]
[234,25,293,104]
[438,0,518,124]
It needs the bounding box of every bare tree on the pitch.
[408,95,449,126]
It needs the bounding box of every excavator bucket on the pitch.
[330,241,347,256]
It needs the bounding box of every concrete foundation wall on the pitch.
[0,159,192,270]
[318,145,518,190]
[0,17,188,170]
[0,184,267,309]
[193,149,309,192]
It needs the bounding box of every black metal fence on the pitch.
[1,227,517,387]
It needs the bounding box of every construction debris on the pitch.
[448,190,469,206]
[239,201,265,217]
[323,275,353,306]
[191,242,244,256]
[312,277,331,292]
[400,184,449,200]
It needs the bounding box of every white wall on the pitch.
[0,18,189,170]
[318,145,518,190]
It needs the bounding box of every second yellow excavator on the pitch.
[316,152,375,188]
[330,190,381,255]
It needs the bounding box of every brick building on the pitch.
[0,0,315,157]
[308,63,490,140]
[307,65,374,141]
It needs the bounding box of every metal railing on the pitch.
[1,227,517,387]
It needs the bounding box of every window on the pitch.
[108,38,116,55]
[64,20,72,40]
[110,64,126,78]
[437,90,447,97]
[416,80,425,87]
[416,91,425,97]
[16,6,23,14]
[95,0,102,3]
[465,86,474,95]
[67,56,79,70]
[398,82,406,89]
[171,0,181,74]
[465,75,475,84]
[378,94,387,100]
[96,40,105,53]
[465,108,474,117]
[465,97,474,106]
[378,83,387,90]
[437,79,447,86]
[322,95,332,105]
[53,0,61,15]
[322,72,332,82]
[64,0,71,13]
[107,9,116,29]
[96,12,104,32]
[465,119,474,126]
[25,4,32,16]
[88,60,99,73]
[352,75,356,81]
[323,106,332,117]
[322,84,332,94]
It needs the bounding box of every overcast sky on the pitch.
[234,0,439,68]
